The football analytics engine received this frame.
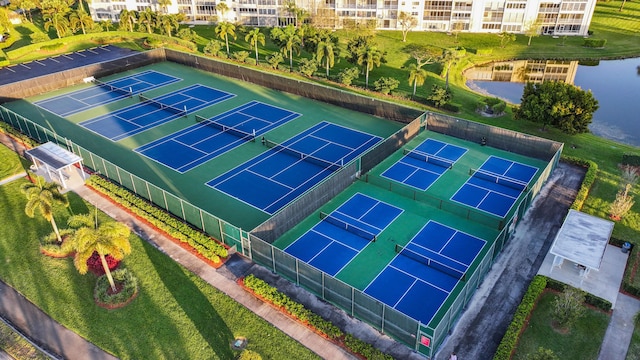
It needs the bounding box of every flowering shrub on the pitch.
[86,251,121,276]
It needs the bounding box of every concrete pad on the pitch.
[538,244,628,308]
[598,293,640,360]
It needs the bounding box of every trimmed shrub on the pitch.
[583,38,606,48]
[238,350,262,360]
[493,275,547,360]
[233,50,250,63]
[476,48,493,56]
[94,268,138,306]
[563,156,598,211]
[40,43,65,51]
[622,153,640,167]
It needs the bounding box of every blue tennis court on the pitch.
[134,101,301,173]
[285,193,403,276]
[34,70,180,117]
[451,156,538,217]
[79,84,234,141]
[381,138,467,191]
[364,221,485,324]
[206,121,382,214]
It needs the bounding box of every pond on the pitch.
[466,58,640,148]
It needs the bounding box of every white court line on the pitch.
[49,57,60,63]
[5,67,15,73]
[75,51,86,57]
[87,49,98,54]
[246,169,295,190]
[34,60,46,66]
[19,63,31,69]
[62,54,73,60]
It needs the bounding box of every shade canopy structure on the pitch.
[549,209,614,280]
[25,142,86,189]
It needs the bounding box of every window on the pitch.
[481,23,501,29]
[502,24,521,32]
[259,8,275,14]
[136,5,151,11]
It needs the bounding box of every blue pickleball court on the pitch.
[381,138,467,190]
[206,122,382,214]
[34,70,181,117]
[134,101,301,173]
[79,84,234,141]
[364,221,485,324]
[451,156,538,217]
[285,193,403,276]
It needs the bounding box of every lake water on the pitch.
[466,58,640,148]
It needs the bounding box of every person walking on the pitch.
[450,352,458,360]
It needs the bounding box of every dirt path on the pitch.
[434,161,585,360]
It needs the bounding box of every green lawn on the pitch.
[627,315,640,360]
[513,291,610,360]
[0,172,319,360]
[0,142,28,179]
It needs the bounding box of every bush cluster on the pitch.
[563,156,598,211]
[40,43,65,51]
[622,153,640,167]
[583,38,607,48]
[86,251,121,276]
[94,268,138,305]
[545,278,612,311]
[493,275,547,360]
[622,249,640,298]
[87,175,228,263]
[243,275,393,360]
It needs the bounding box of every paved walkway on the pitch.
[599,292,640,360]
[0,172,26,186]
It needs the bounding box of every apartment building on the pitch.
[88,0,596,38]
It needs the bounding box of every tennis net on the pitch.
[469,168,528,191]
[195,115,255,141]
[395,244,466,280]
[94,79,133,97]
[139,94,187,117]
[320,212,376,242]
[403,149,454,169]
[265,139,342,171]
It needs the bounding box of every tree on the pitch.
[284,1,309,28]
[337,67,360,86]
[514,81,599,134]
[529,347,559,360]
[100,19,113,32]
[610,183,635,220]
[0,8,11,34]
[119,9,136,32]
[215,2,228,21]
[43,12,70,38]
[12,0,38,22]
[297,58,317,77]
[498,31,516,48]
[270,25,301,71]
[21,177,69,243]
[398,11,417,42]
[450,21,465,42]
[357,44,382,88]
[204,39,224,56]
[67,214,131,292]
[233,50,250,62]
[215,21,236,56]
[620,0,628,11]
[407,63,427,98]
[245,28,265,66]
[426,85,452,108]
[404,44,439,69]
[157,14,178,37]
[316,39,335,77]
[266,52,284,70]
[552,287,586,330]
[440,48,461,90]
[157,0,171,14]
[524,20,543,46]
[69,7,93,35]
[345,35,372,65]
[373,77,399,95]
[137,8,155,34]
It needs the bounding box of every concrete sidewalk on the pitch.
[598,292,640,360]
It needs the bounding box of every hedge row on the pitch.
[622,249,640,298]
[243,274,393,360]
[545,278,612,311]
[563,156,598,211]
[86,175,228,262]
[0,122,39,147]
[493,275,547,360]
[622,153,640,166]
[583,38,607,48]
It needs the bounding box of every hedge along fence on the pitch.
[493,275,547,360]
[242,274,394,360]
[563,156,598,211]
[623,249,640,298]
[87,175,228,263]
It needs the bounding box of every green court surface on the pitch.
[272,129,548,327]
[3,62,402,229]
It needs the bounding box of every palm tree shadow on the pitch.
[141,243,235,359]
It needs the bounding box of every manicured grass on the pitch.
[0,176,319,360]
[512,291,609,360]
[0,142,28,179]
[0,320,49,360]
[627,315,640,360]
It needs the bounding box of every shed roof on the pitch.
[25,142,82,171]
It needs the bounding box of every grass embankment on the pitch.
[0,149,318,360]
[0,143,28,179]
[0,320,50,360]
[512,291,609,360]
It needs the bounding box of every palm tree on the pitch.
[119,9,136,32]
[440,48,460,90]
[272,25,301,71]
[245,28,265,66]
[21,177,69,243]
[407,63,427,98]
[67,214,131,292]
[357,45,382,88]
[316,40,335,77]
[215,2,229,21]
[215,21,236,56]
[100,19,113,32]
[137,8,155,34]
[157,14,178,37]
[69,7,93,35]
[157,0,172,14]
[43,12,70,38]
